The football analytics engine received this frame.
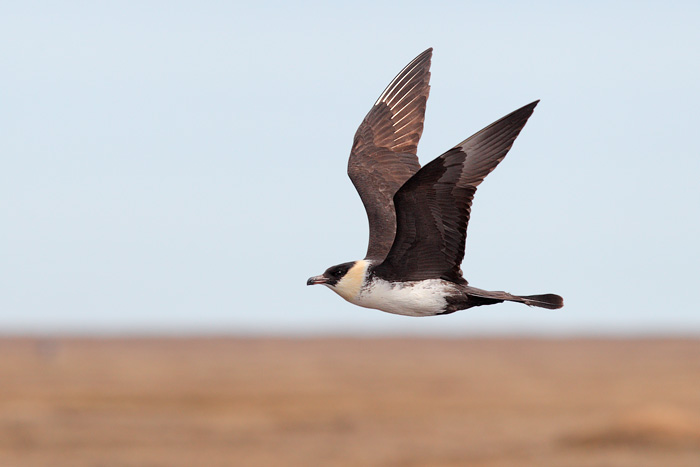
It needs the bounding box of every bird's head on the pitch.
[307,260,369,302]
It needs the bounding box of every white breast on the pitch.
[351,277,454,317]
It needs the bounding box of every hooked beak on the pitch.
[307,275,328,286]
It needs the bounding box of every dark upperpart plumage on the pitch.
[373,101,538,283]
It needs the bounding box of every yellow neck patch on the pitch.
[333,260,368,302]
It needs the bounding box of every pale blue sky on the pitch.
[2,2,699,334]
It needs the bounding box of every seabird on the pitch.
[307,48,563,316]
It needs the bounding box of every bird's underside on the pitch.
[307,48,563,316]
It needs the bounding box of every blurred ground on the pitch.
[0,338,699,466]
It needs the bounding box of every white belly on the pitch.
[350,278,454,317]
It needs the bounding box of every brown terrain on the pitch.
[1,337,699,466]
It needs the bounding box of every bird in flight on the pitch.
[307,48,563,316]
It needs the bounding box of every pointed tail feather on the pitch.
[518,294,564,309]
[464,286,564,310]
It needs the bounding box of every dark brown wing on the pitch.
[348,48,432,262]
[372,101,539,282]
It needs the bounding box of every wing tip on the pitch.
[374,48,433,106]
[519,99,540,115]
[496,99,540,127]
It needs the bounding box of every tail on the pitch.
[517,294,564,310]
[464,286,564,310]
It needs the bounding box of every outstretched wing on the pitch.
[373,101,539,282]
[348,48,432,262]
